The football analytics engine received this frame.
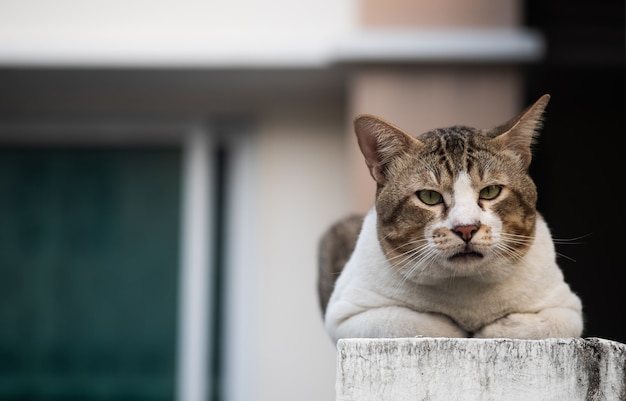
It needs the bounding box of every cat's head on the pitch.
[354,94,550,281]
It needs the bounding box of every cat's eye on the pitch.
[479,185,502,200]
[417,190,443,206]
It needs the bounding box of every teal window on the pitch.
[0,147,182,400]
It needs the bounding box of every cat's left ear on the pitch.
[490,94,550,168]
[354,114,422,184]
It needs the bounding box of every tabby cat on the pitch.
[318,95,583,344]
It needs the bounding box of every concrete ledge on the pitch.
[333,29,545,64]
[336,337,626,401]
[0,29,544,68]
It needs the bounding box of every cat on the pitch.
[318,94,583,344]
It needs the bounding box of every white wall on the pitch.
[0,0,357,66]
[250,101,349,401]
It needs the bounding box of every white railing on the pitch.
[336,337,626,401]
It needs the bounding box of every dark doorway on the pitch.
[524,0,625,342]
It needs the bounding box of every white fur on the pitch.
[325,208,583,343]
[446,172,482,228]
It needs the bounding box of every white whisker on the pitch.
[556,252,577,263]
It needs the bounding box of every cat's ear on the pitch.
[490,94,550,168]
[354,114,422,184]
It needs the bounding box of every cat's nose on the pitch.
[452,224,479,242]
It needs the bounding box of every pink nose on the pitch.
[453,224,479,242]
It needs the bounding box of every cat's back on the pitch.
[317,214,363,315]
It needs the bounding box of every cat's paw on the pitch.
[474,313,543,339]
[474,309,582,339]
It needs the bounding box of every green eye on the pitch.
[417,190,443,205]
[479,185,502,200]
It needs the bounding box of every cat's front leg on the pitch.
[332,306,468,341]
[473,307,583,339]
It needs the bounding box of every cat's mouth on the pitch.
[449,249,484,261]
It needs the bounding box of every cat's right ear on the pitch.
[489,94,550,168]
[353,114,421,184]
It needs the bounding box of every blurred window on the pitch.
[0,147,181,400]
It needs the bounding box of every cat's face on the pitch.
[354,95,550,281]
[375,127,537,280]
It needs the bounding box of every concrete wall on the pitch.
[337,337,626,401]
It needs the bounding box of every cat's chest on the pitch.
[355,248,526,331]
[400,280,520,331]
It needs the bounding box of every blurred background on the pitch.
[0,0,623,400]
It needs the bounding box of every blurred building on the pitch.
[0,1,622,401]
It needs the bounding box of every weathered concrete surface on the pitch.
[336,337,626,401]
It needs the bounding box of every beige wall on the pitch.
[359,0,521,27]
